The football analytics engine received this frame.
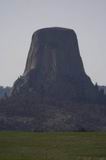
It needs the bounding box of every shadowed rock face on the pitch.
[24,28,85,77]
[12,27,98,101]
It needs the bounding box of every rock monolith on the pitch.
[12,27,98,102]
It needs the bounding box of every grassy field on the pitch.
[0,132,106,160]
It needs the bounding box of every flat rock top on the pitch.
[34,27,75,34]
[32,27,76,41]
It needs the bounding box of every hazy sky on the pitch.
[0,0,106,86]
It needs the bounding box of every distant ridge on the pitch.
[0,86,11,98]
[99,86,106,94]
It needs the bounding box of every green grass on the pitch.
[0,132,106,160]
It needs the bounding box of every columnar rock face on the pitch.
[24,28,85,76]
[12,27,98,102]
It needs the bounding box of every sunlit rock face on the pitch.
[12,27,98,102]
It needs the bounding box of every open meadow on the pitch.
[0,132,106,160]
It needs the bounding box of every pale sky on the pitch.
[0,0,106,86]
